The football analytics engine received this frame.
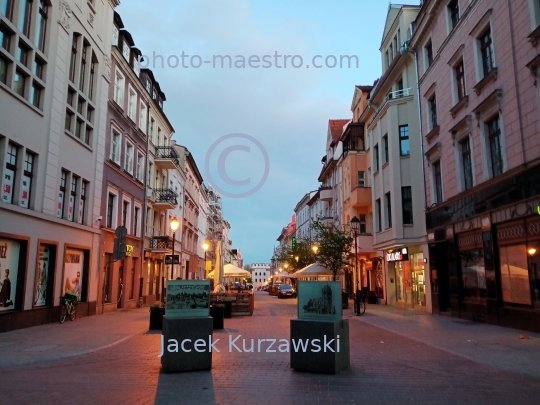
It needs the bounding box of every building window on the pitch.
[68,176,78,222]
[375,199,381,232]
[145,78,151,93]
[499,245,531,305]
[383,135,389,163]
[17,41,29,66]
[34,57,44,79]
[425,40,433,68]
[107,193,115,228]
[460,137,473,190]
[112,25,118,46]
[367,167,371,187]
[31,82,42,109]
[125,142,134,174]
[14,70,26,97]
[1,0,14,20]
[122,200,129,228]
[65,109,74,132]
[402,186,413,224]
[79,41,88,91]
[448,0,460,31]
[433,161,443,204]
[385,51,389,69]
[128,88,136,120]
[110,130,121,164]
[20,151,33,208]
[486,115,503,177]
[150,118,155,143]
[374,144,379,171]
[2,143,17,204]
[114,69,124,107]
[399,125,410,156]
[58,170,67,218]
[69,34,78,83]
[134,206,140,237]
[359,214,367,234]
[479,27,495,77]
[385,192,392,229]
[139,102,147,131]
[79,180,87,225]
[358,171,365,187]
[88,55,96,101]
[122,40,130,61]
[429,96,438,129]
[136,153,144,182]
[455,61,466,100]
[19,0,32,38]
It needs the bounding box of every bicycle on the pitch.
[354,290,366,316]
[60,292,78,323]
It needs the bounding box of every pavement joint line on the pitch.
[0,332,140,370]
[347,314,539,378]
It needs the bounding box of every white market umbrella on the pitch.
[288,262,335,279]
[208,263,251,278]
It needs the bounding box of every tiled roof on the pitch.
[329,119,349,145]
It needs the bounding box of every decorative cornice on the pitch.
[58,0,72,33]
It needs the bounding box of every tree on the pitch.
[243,264,253,284]
[273,237,315,273]
[311,220,354,281]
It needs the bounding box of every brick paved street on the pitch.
[1,292,540,405]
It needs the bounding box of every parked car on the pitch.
[278,284,297,299]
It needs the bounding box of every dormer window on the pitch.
[145,78,151,93]
[132,56,139,76]
[158,98,163,109]
[152,89,157,100]
[122,41,130,61]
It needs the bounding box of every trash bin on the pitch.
[342,291,349,309]
[210,305,224,329]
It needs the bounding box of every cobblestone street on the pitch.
[1,292,540,405]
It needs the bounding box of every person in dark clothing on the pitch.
[0,268,13,307]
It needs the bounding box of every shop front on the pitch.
[142,254,164,304]
[385,246,427,310]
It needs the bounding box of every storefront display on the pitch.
[34,244,54,306]
[63,249,84,298]
[0,239,20,311]
[410,253,425,307]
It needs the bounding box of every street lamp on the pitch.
[284,263,289,270]
[311,244,319,254]
[170,217,180,280]
[350,216,361,314]
[528,247,537,256]
[295,256,299,262]
[203,242,209,275]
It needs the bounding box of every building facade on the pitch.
[251,263,270,289]
[363,4,430,311]
[0,0,119,331]
[411,0,540,331]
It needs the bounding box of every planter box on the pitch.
[149,307,165,330]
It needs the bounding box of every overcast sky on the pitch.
[117,0,420,265]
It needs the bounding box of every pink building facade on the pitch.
[411,0,540,331]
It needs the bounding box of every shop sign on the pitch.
[125,245,134,257]
[386,248,409,262]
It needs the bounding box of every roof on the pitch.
[113,11,124,29]
[329,119,349,146]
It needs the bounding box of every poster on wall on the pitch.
[297,281,341,321]
[34,245,52,306]
[0,239,20,311]
[2,168,15,204]
[165,280,210,318]
[63,249,84,298]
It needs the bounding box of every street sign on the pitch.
[165,254,180,265]
[291,237,296,249]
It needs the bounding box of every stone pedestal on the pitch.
[161,316,213,373]
[290,318,350,374]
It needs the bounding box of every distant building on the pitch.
[251,263,271,289]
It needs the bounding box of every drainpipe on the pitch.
[401,25,427,210]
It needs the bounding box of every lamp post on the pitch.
[170,217,180,280]
[350,216,361,313]
[311,244,319,254]
[203,242,209,277]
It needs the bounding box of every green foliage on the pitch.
[311,220,354,281]
[273,237,316,273]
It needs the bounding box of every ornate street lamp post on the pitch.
[203,242,209,275]
[170,217,180,280]
[350,216,361,314]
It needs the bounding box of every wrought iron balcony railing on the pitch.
[150,236,173,250]
[154,188,178,205]
[155,146,180,166]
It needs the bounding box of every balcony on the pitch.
[320,186,332,202]
[153,188,178,210]
[155,146,180,169]
[149,236,173,252]
[350,187,371,208]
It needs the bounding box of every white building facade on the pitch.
[251,263,270,289]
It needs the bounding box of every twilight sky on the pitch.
[117,0,420,265]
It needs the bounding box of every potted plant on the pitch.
[149,301,165,330]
